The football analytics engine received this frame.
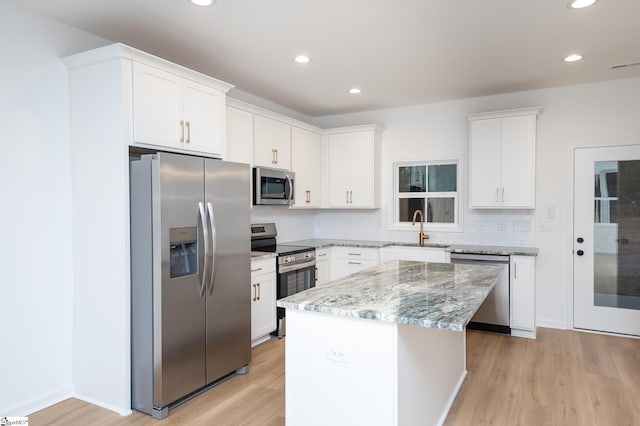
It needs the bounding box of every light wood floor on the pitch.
[30,328,639,425]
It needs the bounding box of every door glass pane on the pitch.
[398,166,426,192]
[398,198,425,222]
[427,164,457,192]
[593,160,640,310]
[426,198,455,223]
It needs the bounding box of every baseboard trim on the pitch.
[4,386,73,416]
[73,393,132,416]
[536,319,568,330]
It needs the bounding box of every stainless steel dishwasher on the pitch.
[450,253,511,334]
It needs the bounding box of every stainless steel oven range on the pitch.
[250,223,315,337]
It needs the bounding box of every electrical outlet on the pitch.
[539,222,552,232]
[327,347,347,363]
[513,221,531,232]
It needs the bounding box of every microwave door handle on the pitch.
[286,175,293,203]
[198,202,210,298]
[206,202,217,296]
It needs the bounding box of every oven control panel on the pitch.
[279,250,316,265]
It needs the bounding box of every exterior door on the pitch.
[574,145,640,336]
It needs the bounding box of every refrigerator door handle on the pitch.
[206,202,217,296]
[198,202,210,298]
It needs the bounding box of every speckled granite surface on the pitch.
[277,260,504,331]
[250,251,277,260]
[282,239,537,256]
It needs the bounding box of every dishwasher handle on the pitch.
[450,253,510,263]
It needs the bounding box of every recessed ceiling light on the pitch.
[349,88,362,95]
[564,54,583,62]
[568,0,597,9]
[294,55,310,64]
[190,0,214,6]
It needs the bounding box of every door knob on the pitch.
[577,237,584,243]
[576,250,584,256]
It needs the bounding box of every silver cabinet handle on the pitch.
[252,284,257,302]
[501,187,504,203]
[251,267,263,273]
[257,282,261,300]
[275,149,278,164]
[315,267,318,282]
[180,120,185,143]
[305,190,310,204]
[349,191,353,204]
[496,188,499,203]
[348,253,362,256]
[186,121,191,143]
[318,253,327,257]
[206,202,217,296]
[348,261,362,265]
[272,149,276,164]
[346,190,349,204]
[198,202,210,298]
[514,262,517,280]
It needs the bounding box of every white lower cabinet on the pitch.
[378,246,451,263]
[251,257,277,345]
[510,255,536,338]
[331,247,379,281]
[315,247,332,286]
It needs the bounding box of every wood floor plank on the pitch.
[29,329,639,426]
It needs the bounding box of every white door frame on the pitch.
[566,141,640,334]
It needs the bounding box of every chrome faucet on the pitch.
[412,209,429,246]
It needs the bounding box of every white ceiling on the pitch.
[13,0,640,116]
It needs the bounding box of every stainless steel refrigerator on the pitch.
[130,152,251,419]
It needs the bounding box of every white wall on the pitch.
[313,77,640,329]
[0,2,108,416]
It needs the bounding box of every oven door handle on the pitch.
[278,259,316,274]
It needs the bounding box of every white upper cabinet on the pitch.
[468,107,542,209]
[225,106,254,165]
[254,115,291,170]
[133,62,228,157]
[326,126,382,208]
[291,127,322,208]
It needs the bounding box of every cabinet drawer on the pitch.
[333,246,379,261]
[251,257,276,277]
[316,247,331,262]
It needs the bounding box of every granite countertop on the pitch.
[282,239,537,256]
[277,260,504,332]
[250,251,277,260]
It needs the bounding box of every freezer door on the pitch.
[156,153,207,407]
[204,159,251,383]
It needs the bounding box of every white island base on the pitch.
[285,309,467,426]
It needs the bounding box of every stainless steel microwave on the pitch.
[253,167,295,205]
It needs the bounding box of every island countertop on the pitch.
[277,260,504,332]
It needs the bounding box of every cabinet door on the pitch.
[315,260,330,286]
[510,256,535,331]
[182,79,224,156]
[133,63,183,148]
[500,115,535,208]
[226,106,254,165]
[291,127,322,208]
[254,115,291,169]
[347,132,374,207]
[251,272,277,341]
[327,133,352,207]
[469,118,501,208]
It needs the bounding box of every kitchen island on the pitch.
[277,260,504,426]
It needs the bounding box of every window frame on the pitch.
[392,159,463,232]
